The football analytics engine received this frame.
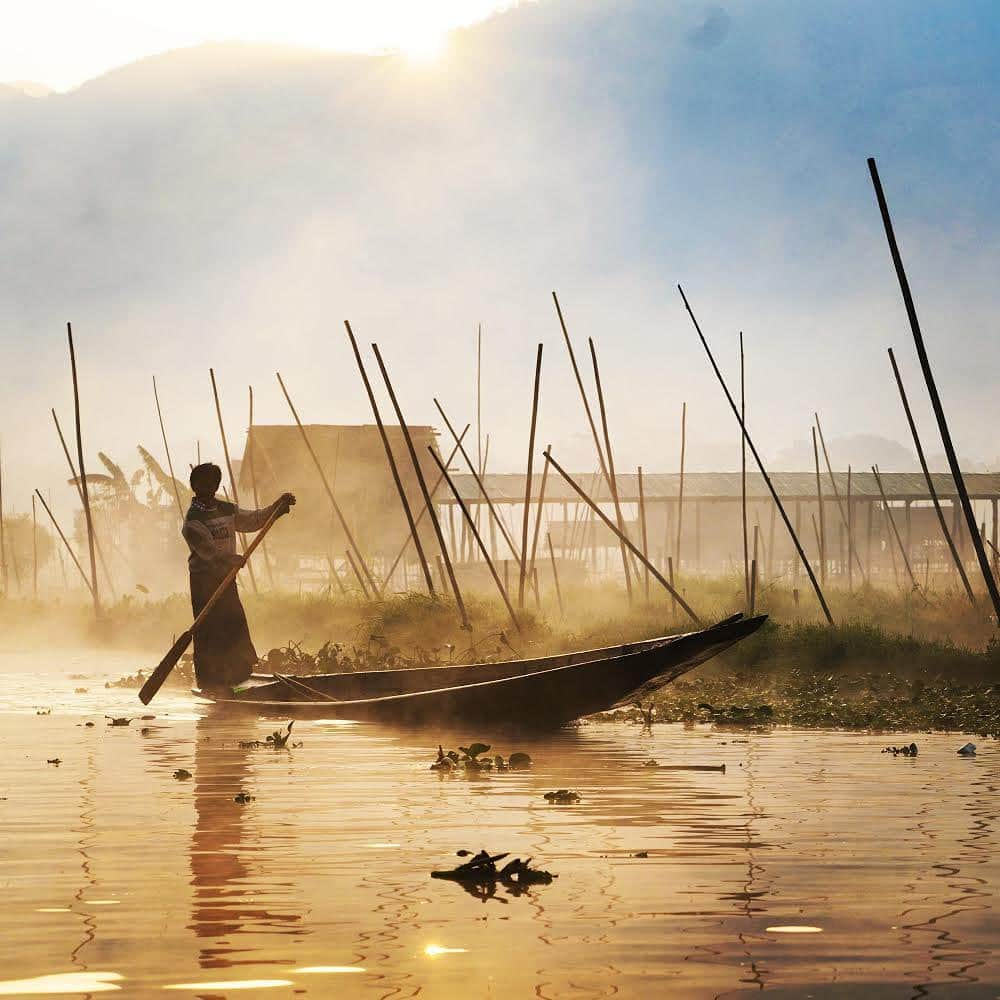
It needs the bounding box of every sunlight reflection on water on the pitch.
[2,650,999,996]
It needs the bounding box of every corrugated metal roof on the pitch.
[445,471,1000,503]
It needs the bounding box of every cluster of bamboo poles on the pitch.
[9,157,1000,632]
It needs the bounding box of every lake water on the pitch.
[1,649,998,997]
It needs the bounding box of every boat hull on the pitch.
[198,614,766,729]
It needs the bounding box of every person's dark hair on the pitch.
[190,462,222,496]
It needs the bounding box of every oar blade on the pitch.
[139,630,193,705]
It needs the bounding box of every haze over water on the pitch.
[2,650,998,997]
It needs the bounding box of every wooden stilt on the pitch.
[750,523,759,614]
[345,549,371,599]
[873,465,923,596]
[637,466,650,601]
[815,414,866,582]
[527,445,551,582]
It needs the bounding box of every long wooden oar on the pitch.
[139,505,284,705]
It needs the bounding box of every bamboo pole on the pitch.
[34,489,93,594]
[589,338,636,597]
[370,344,468,628]
[326,554,348,597]
[678,284,833,624]
[345,549,371,599]
[668,555,676,617]
[527,444,550,583]
[814,414,867,583]
[847,467,854,592]
[152,376,184,518]
[247,386,275,588]
[873,465,923,595]
[750,523,759,615]
[67,323,101,617]
[381,424,469,590]
[676,402,687,575]
[546,532,564,617]
[345,321,435,596]
[740,333,749,609]
[887,348,974,604]
[434,399,519,561]
[275,371,381,597]
[31,492,38,598]
[544,450,703,624]
[50,409,116,596]
[518,344,543,610]
[428,446,520,630]
[812,426,826,586]
[637,466,650,601]
[209,368,258,594]
[868,157,1000,621]
[552,292,608,477]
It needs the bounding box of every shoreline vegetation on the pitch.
[3,576,998,736]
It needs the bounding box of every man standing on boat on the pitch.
[182,462,296,692]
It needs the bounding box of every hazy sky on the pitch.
[2,0,998,526]
[4,0,520,90]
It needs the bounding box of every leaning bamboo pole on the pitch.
[67,324,100,617]
[152,376,184,519]
[887,348,975,605]
[868,156,1000,622]
[518,344,543,610]
[209,369,257,593]
[589,338,637,596]
[740,333,750,609]
[678,285,833,624]
[544,450,703,624]
[847,466,854,592]
[873,465,924,596]
[546,532,565,618]
[50,409,116,596]
[276,372,381,597]
[345,549,371,599]
[637,465,650,601]
[428,446,520,631]
[527,444,551,583]
[370,345,468,628]
[345,321,435,596]
[434,399,519,561]
[34,489,93,594]
[382,424,469,590]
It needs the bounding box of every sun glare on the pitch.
[399,28,448,63]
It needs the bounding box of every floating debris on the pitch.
[238,721,299,750]
[642,759,659,768]
[46,758,61,765]
[882,743,918,756]
[106,717,133,727]
[35,709,51,716]
[432,849,555,900]
[543,789,580,804]
[431,743,531,774]
[234,792,255,804]
[74,688,88,694]
[957,742,977,756]
[173,769,192,780]
[84,722,95,728]
[631,851,649,859]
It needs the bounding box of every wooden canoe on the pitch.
[196,613,766,729]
